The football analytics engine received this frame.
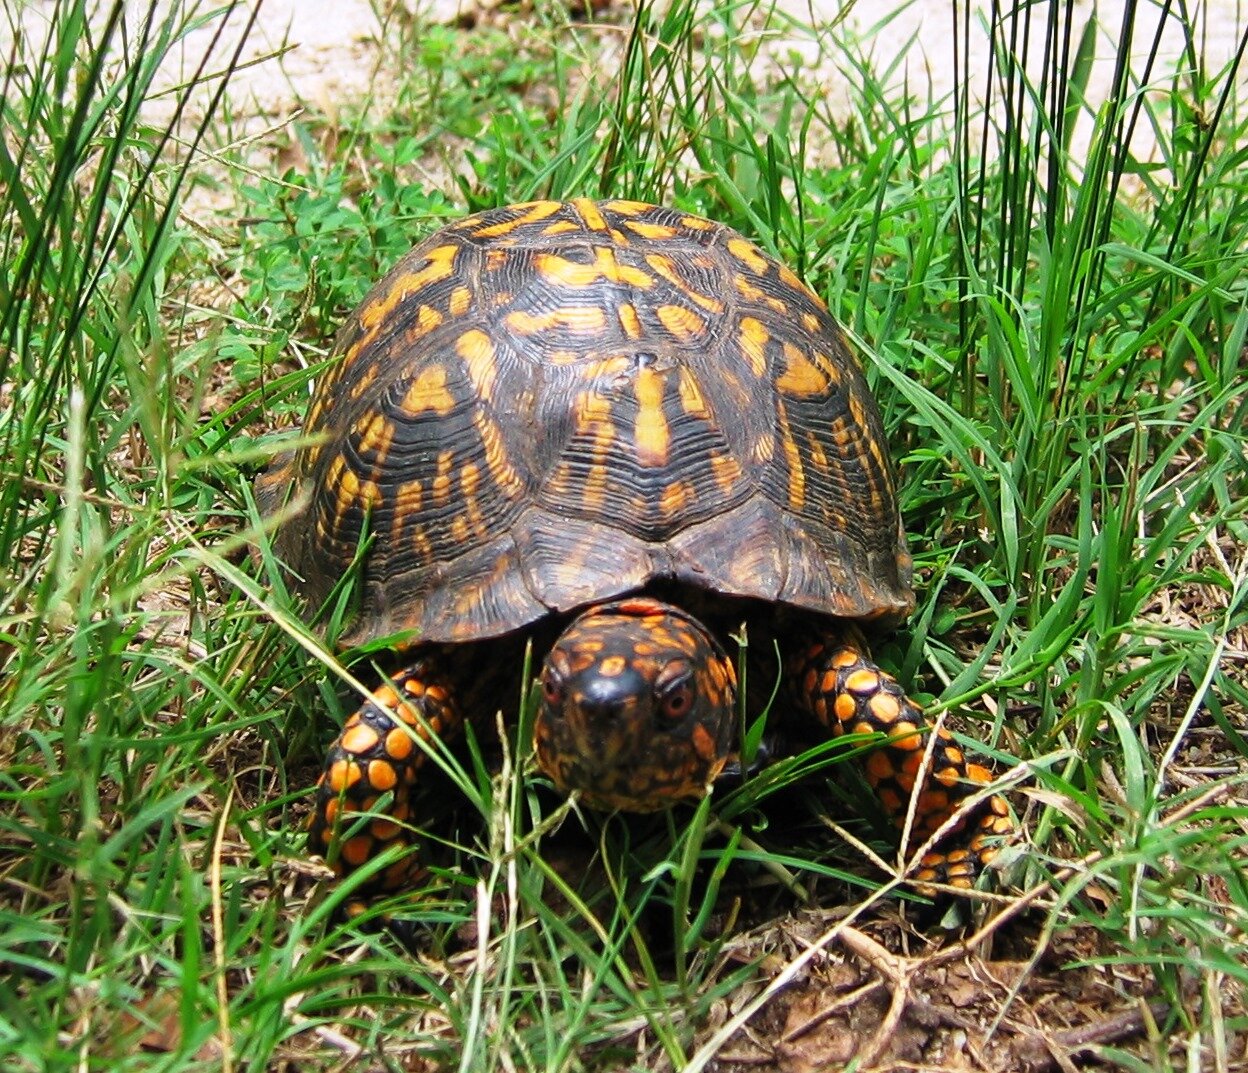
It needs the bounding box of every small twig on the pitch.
[1011,998,1175,1073]
[836,926,916,1068]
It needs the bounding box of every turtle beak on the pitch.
[562,670,649,770]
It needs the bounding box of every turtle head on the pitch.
[533,597,737,812]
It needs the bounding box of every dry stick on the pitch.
[1011,998,1176,1073]
[981,779,1235,1044]
[683,760,1035,1073]
[835,926,918,1069]
[689,774,1234,1072]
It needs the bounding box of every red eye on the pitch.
[541,669,566,707]
[659,679,694,720]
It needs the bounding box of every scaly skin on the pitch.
[790,629,1012,887]
[311,599,1012,900]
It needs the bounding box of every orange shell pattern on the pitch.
[257,198,914,644]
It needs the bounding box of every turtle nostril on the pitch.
[575,671,642,724]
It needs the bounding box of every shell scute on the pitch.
[260,201,912,644]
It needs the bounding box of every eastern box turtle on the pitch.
[257,198,1012,901]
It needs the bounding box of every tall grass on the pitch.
[1,0,1245,1069]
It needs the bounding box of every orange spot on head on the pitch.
[598,655,627,678]
[690,722,720,762]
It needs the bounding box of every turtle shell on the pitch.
[256,198,913,645]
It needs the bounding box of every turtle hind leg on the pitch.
[791,628,1012,889]
[308,656,464,903]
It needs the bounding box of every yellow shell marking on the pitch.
[807,429,828,471]
[738,317,770,377]
[356,412,395,460]
[471,200,563,238]
[676,367,710,417]
[542,220,581,235]
[401,364,457,415]
[457,329,497,401]
[624,220,677,240]
[618,304,642,339]
[476,411,524,498]
[333,467,381,528]
[390,478,423,545]
[346,361,379,401]
[604,199,651,215]
[734,275,788,313]
[644,254,725,312]
[360,245,458,331]
[432,450,453,505]
[710,451,743,495]
[802,312,821,333]
[727,237,769,274]
[777,400,805,510]
[780,265,828,311]
[661,478,693,517]
[656,304,706,340]
[506,307,607,334]
[633,365,669,467]
[413,305,443,338]
[449,286,473,316]
[777,342,831,396]
[679,214,716,231]
[534,248,653,289]
[572,198,608,231]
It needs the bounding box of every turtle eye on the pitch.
[657,674,695,720]
[540,665,567,707]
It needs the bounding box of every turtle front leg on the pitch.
[308,656,463,898]
[791,628,1012,890]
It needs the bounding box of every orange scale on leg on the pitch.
[868,692,901,723]
[328,759,362,793]
[371,818,400,841]
[341,724,380,755]
[368,760,398,792]
[340,836,373,868]
[967,762,993,784]
[845,669,880,694]
[865,751,896,784]
[888,721,922,749]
